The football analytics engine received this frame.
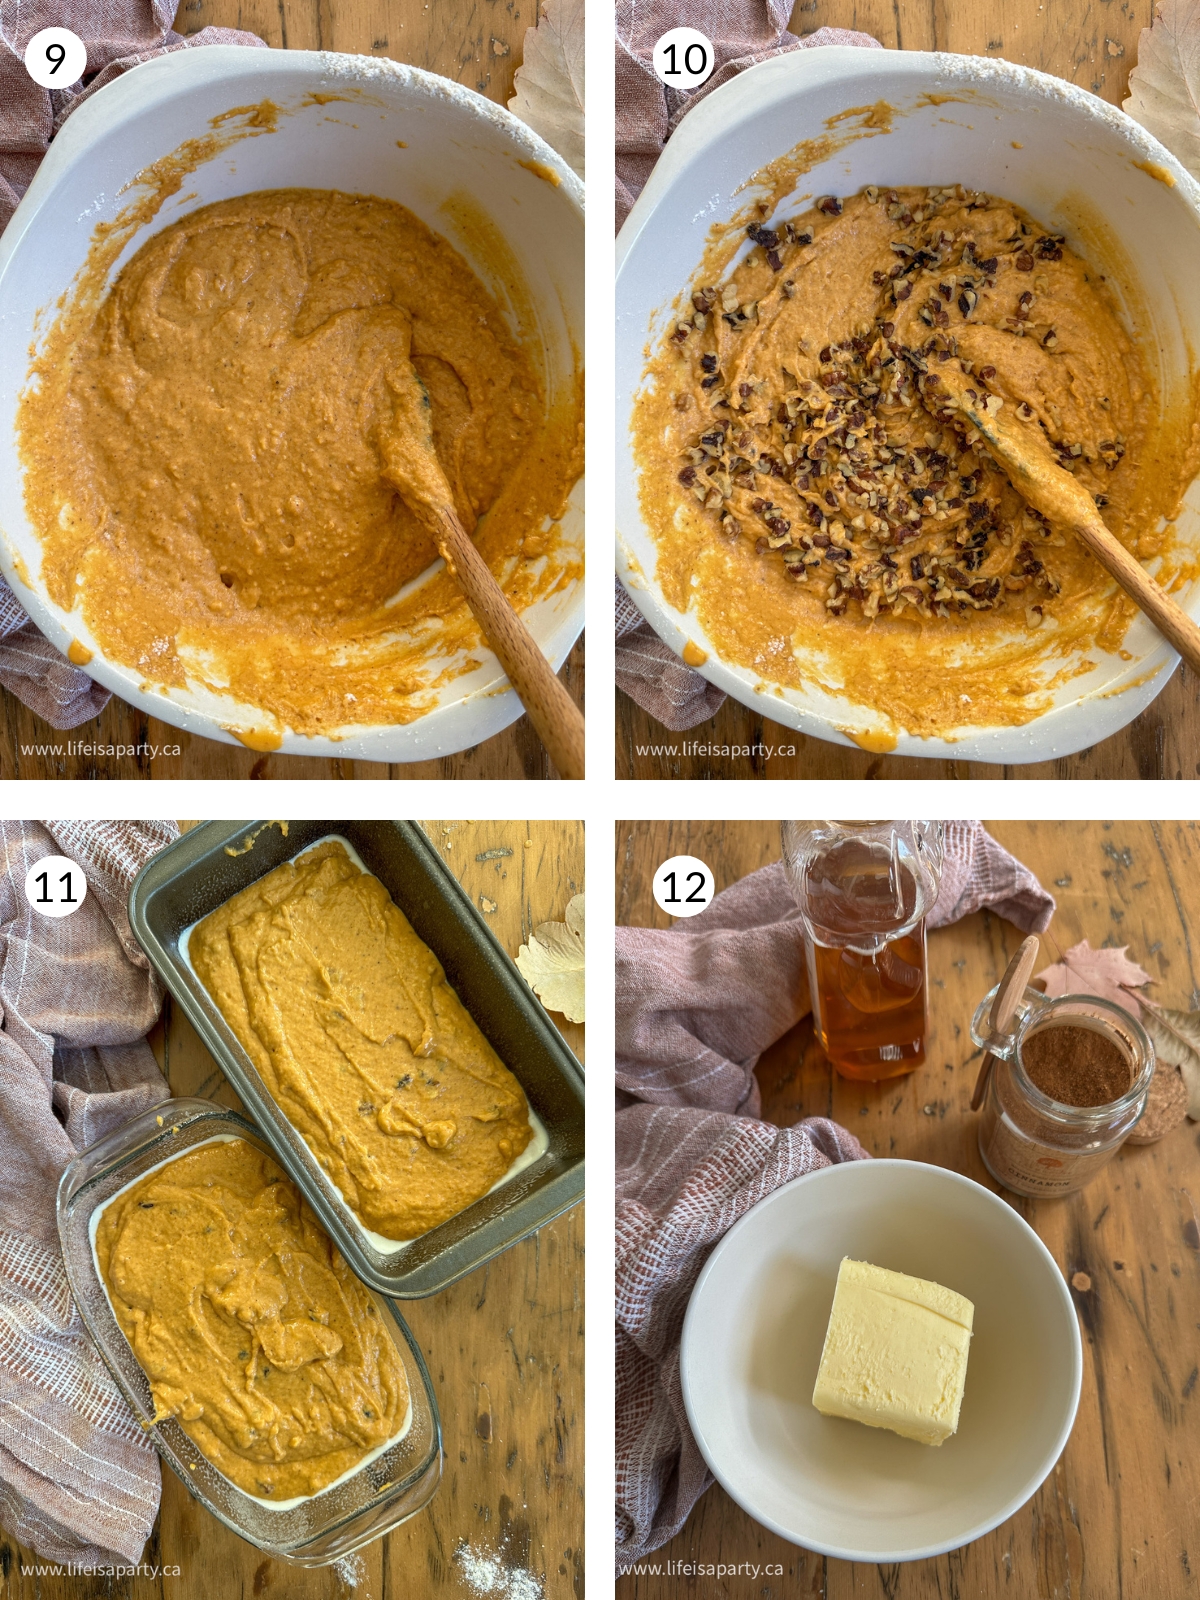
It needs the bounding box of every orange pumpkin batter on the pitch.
[95,1137,409,1501]
[19,187,581,739]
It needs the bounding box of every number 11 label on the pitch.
[652,854,716,919]
[24,855,88,918]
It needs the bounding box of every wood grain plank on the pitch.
[0,0,577,782]
[619,0,1194,781]
[418,820,586,1065]
[0,821,583,1600]
[175,0,535,102]
[789,0,1154,102]
[616,820,1200,1600]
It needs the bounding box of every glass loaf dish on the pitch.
[57,1099,442,1564]
[127,821,585,1296]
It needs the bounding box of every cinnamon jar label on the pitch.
[982,1114,1111,1195]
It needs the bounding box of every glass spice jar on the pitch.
[970,984,1154,1198]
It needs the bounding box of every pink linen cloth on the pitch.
[615,2,880,227]
[0,821,180,1565]
[614,2,882,730]
[0,0,265,731]
[615,579,726,733]
[615,822,1056,1566]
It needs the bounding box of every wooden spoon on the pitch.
[922,363,1200,676]
[380,349,585,780]
[970,934,1041,1112]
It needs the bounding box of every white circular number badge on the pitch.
[651,27,716,91]
[25,855,88,918]
[652,854,716,919]
[24,27,87,89]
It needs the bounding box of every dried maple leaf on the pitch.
[1140,1002,1200,1118]
[516,892,584,1022]
[1036,939,1152,1012]
[1124,0,1200,183]
[508,0,585,179]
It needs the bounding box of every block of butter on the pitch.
[812,1257,974,1446]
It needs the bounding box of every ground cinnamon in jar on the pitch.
[1021,1023,1133,1107]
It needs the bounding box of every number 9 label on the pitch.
[24,855,88,918]
[24,28,87,90]
[651,28,716,91]
[652,854,716,919]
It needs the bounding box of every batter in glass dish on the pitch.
[95,1137,409,1501]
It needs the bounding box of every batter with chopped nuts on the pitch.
[633,183,1200,737]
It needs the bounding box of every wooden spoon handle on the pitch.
[932,373,1200,675]
[970,935,1041,1112]
[436,509,585,780]
[991,935,1042,1033]
[1071,514,1200,676]
[970,1051,999,1114]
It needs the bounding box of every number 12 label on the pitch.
[652,854,716,919]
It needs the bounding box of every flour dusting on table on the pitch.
[334,1552,368,1593]
[456,1540,544,1600]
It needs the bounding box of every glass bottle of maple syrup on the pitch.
[782,821,944,1081]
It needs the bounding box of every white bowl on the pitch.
[681,1159,1082,1561]
[0,47,583,760]
[616,48,1200,763]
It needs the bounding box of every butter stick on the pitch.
[812,1257,974,1446]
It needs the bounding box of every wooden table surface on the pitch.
[0,0,583,782]
[616,819,1200,1600]
[616,0,1200,781]
[0,821,584,1600]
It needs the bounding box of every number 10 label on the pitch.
[24,855,88,918]
[651,28,716,90]
[652,854,716,919]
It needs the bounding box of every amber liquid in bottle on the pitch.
[805,841,929,1082]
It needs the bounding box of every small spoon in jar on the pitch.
[970,935,1041,1112]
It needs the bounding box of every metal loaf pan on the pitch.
[128,821,585,1296]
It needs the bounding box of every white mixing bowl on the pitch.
[681,1159,1083,1561]
[616,48,1200,762]
[0,46,584,760]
